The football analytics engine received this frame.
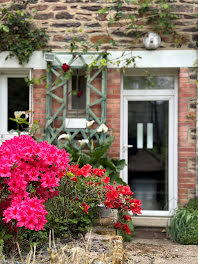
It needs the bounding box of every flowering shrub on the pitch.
[0,135,69,231]
[45,163,142,236]
[0,135,141,245]
[103,184,142,235]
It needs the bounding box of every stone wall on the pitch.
[0,0,197,50]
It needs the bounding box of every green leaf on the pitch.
[108,39,116,46]
[112,159,126,171]
[72,90,77,96]
[98,8,107,14]
[100,157,117,171]
[1,25,9,32]
[162,3,169,9]
[110,173,127,185]
[90,136,114,163]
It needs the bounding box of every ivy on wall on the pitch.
[0,0,196,67]
[0,0,49,65]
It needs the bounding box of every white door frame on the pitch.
[120,73,178,216]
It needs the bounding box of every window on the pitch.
[124,76,175,90]
[67,70,86,118]
[0,74,30,136]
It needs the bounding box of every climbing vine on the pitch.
[99,0,179,34]
[0,0,49,65]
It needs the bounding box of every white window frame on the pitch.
[0,72,32,138]
[120,70,178,216]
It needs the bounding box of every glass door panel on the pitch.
[128,101,169,211]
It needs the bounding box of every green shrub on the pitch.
[58,136,126,185]
[170,207,198,245]
[185,197,198,210]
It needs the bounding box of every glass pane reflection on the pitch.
[124,76,174,90]
[128,101,169,210]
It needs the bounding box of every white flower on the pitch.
[97,124,108,133]
[86,120,95,128]
[58,134,70,141]
[14,111,28,119]
[78,139,89,146]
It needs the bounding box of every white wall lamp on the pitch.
[143,32,161,50]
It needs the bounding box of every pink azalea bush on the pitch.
[0,135,69,231]
[0,135,141,238]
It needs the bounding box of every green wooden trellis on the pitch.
[45,52,107,147]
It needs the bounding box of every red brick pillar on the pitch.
[106,69,121,158]
[178,68,196,205]
[32,69,47,136]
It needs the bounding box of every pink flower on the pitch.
[0,135,70,231]
[3,197,48,231]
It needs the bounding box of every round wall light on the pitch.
[143,32,161,50]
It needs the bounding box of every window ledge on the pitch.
[0,51,46,70]
[65,118,86,129]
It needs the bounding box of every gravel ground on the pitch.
[125,237,198,264]
[3,231,198,263]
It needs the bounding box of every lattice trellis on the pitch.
[45,52,107,146]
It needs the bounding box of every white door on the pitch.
[121,74,177,216]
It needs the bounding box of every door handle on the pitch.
[123,145,133,151]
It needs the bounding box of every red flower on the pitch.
[114,221,122,229]
[71,176,77,182]
[122,224,131,235]
[102,176,110,185]
[81,203,89,214]
[105,188,118,200]
[77,90,83,97]
[92,168,105,177]
[123,214,131,221]
[77,164,92,177]
[130,199,142,215]
[62,63,70,72]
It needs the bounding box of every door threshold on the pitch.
[132,216,171,227]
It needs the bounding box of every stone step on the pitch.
[92,225,117,236]
[133,227,167,239]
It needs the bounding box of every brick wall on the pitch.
[32,69,47,136]
[106,69,121,158]
[178,67,197,205]
[0,0,197,50]
[32,66,197,205]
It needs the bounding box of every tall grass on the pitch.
[4,230,125,264]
